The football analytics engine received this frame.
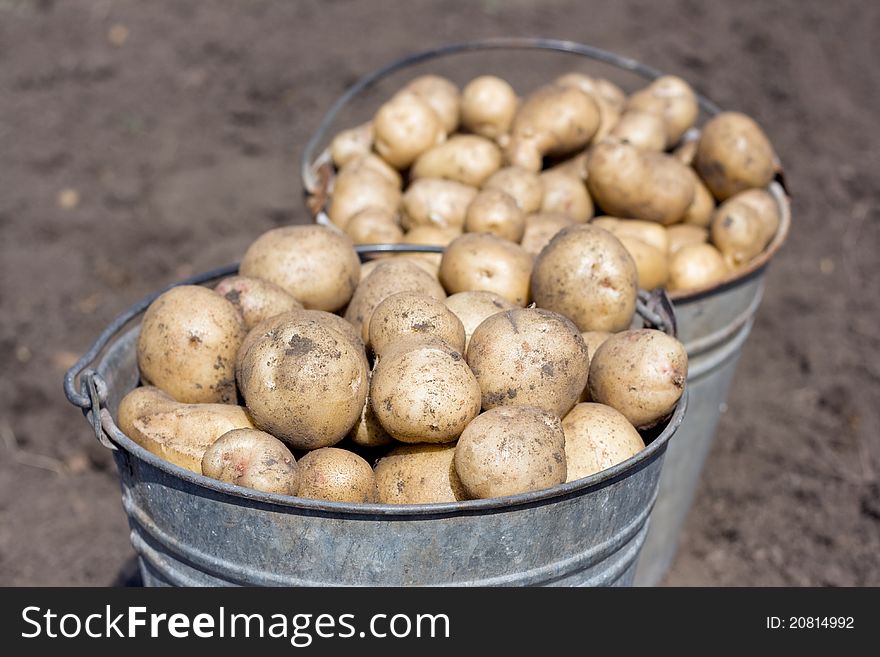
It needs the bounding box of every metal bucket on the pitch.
[63,250,686,587]
[299,38,792,586]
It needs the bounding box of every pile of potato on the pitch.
[318,71,782,294]
[119,220,687,504]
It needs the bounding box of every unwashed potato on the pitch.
[591,216,670,253]
[137,285,246,404]
[443,290,516,350]
[519,212,575,256]
[348,397,394,449]
[439,233,533,306]
[344,259,447,341]
[586,139,695,225]
[401,178,477,231]
[506,84,601,171]
[562,403,645,481]
[373,91,445,169]
[695,111,776,200]
[214,275,303,330]
[588,329,687,429]
[328,156,401,227]
[725,188,780,246]
[454,406,566,499]
[539,168,593,222]
[609,110,667,151]
[467,307,590,418]
[710,197,768,267]
[344,207,404,245]
[330,121,373,168]
[668,243,729,292]
[117,386,179,435]
[201,428,300,495]
[681,168,716,227]
[368,291,466,355]
[530,224,638,332]
[374,443,467,504]
[554,73,625,139]
[400,224,461,269]
[625,75,699,146]
[236,317,369,449]
[483,166,544,214]
[371,336,481,444]
[405,74,460,134]
[464,188,525,242]
[239,309,364,359]
[338,152,403,188]
[361,255,440,280]
[239,225,361,312]
[667,224,709,255]
[412,135,502,187]
[460,75,517,140]
[296,447,376,503]
[616,234,669,290]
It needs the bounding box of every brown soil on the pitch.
[1,0,877,586]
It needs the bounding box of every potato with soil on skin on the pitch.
[374,443,467,504]
[464,188,525,242]
[344,258,447,342]
[373,91,445,169]
[399,224,460,270]
[439,233,534,306]
[726,188,781,246]
[454,406,566,499]
[296,447,376,503]
[588,329,687,429]
[370,336,481,444]
[539,168,593,222]
[625,75,699,147]
[460,75,517,140]
[137,285,246,404]
[710,197,768,267]
[327,156,401,228]
[519,212,575,257]
[667,224,709,255]
[615,234,669,291]
[668,243,729,292]
[368,291,466,355]
[483,166,544,214]
[348,396,394,449]
[117,386,179,435]
[411,135,502,187]
[609,110,667,151]
[467,307,590,417]
[554,73,625,140]
[506,84,601,171]
[214,276,303,330]
[236,317,369,449]
[405,74,460,134]
[695,111,777,200]
[586,139,695,225]
[239,225,361,313]
[562,403,645,481]
[238,309,365,365]
[201,428,300,495]
[591,216,670,253]
[530,224,638,333]
[443,290,516,350]
[681,168,716,227]
[401,178,477,232]
[330,121,373,168]
[344,207,404,246]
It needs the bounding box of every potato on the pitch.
[464,188,525,242]
[530,224,638,332]
[117,386,178,437]
[412,135,502,187]
[519,212,575,257]
[344,207,404,245]
[405,74,460,134]
[588,329,687,429]
[373,91,444,169]
[554,73,626,113]
[668,243,729,292]
[454,406,566,499]
[296,447,376,503]
[439,233,533,306]
[667,224,709,255]
[681,167,716,227]
[401,178,477,231]
[586,140,695,225]
[214,275,303,330]
[201,428,300,495]
[339,152,403,188]
[328,157,401,227]
[625,75,699,146]
[368,291,466,355]
[400,224,460,270]
[370,336,481,444]
[591,217,670,253]
[344,259,447,341]
[546,150,589,180]
[562,403,645,481]
[348,397,394,449]
[137,285,246,404]
[460,75,517,140]
[710,198,767,267]
[443,290,516,350]
[374,443,467,504]
[695,111,776,200]
[727,188,780,246]
[609,110,666,151]
[616,234,669,290]
[330,121,373,168]
[239,225,361,312]
[539,169,593,222]
[506,84,601,171]
[467,307,590,417]
[236,317,369,449]
[482,166,543,214]
[239,309,365,359]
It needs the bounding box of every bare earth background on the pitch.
[1,0,878,586]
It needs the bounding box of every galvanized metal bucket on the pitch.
[63,248,686,587]
[299,38,791,586]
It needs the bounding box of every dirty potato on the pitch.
[439,233,534,306]
[443,290,516,350]
[562,403,645,481]
[374,443,467,504]
[296,447,376,503]
[214,275,302,330]
[201,428,300,495]
[368,291,466,355]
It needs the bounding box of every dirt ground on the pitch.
[1,0,877,586]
